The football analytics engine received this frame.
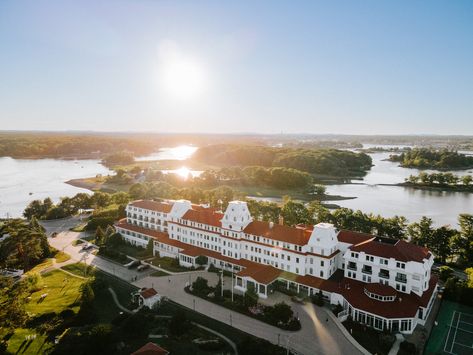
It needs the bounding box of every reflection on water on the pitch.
[0,157,111,218]
[162,167,203,179]
[136,145,197,161]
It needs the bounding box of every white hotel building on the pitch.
[116,199,438,334]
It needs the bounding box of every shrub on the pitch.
[195,255,208,266]
[311,290,324,306]
[168,311,191,337]
[399,340,417,355]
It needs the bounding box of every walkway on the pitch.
[108,287,134,314]
[43,218,365,355]
[135,273,364,355]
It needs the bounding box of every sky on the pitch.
[0,0,472,135]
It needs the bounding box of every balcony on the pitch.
[378,272,390,279]
[347,263,357,271]
[395,275,407,284]
[362,267,372,275]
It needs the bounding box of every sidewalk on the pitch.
[135,273,365,355]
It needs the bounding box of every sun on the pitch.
[158,41,208,101]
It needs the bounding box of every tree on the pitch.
[430,226,455,263]
[466,268,473,288]
[243,283,259,308]
[265,302,293,324]
[168,311,191,336]
[195,255,208,266]
[312,290,324,306]
[80,282,95,305]
[407,217,434,247]
[192,277,210,296]
[95,226,106,246]
[146,239,154,256]
[459,214,473,262]
[462,175,473,186]
[281,199,311,226]
[438,266,454,282]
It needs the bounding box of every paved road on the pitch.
[43,217,363,355]
[135,273,363,355]
[44,223,154,282]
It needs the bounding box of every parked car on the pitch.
[81,243,93,251]
[125,260,141,269]
[137,264,150,272]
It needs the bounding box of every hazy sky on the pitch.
[0,1,472,134]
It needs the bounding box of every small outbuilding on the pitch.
[133,287,162,309]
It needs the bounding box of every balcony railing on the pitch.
[395,276,407,284]
[362,268,372,275]
[347,264,357,271]
[378,272,390,279]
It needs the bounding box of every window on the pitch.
[321,260,325,267]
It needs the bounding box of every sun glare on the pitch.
[176,166,191,179]
[158,41,208,100]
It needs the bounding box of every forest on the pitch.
[389,148,473,169]
[0,132,159,159]
[192,144,372,177]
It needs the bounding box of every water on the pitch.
[1,144,472,225]
[326,147,473,226]
[136,145,197,161]
[0,157,112,218]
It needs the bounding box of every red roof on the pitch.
[337,230,373,245]
[115,219,169,241]
[350,237,431,262]
[364,283,397,297]
[130,200,173,213]
[180,245,253,269]
[140,288,158,299]
[181,209,223,227]
[131,342,169,355]
[243,221,312,246]
[237,264,282,284]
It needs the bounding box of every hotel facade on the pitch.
[115,199,438,334]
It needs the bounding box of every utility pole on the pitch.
[220,270,224,298]
[231,270,234,302]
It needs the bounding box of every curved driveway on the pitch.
[135,273,364,355]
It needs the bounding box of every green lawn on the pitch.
[28,258,54,274]
[425,300,473,355]
[25,270,86,316]
[61,262,95,278]
[5,328,53,355]
[54,251,71,263]
[92,271,139,323]
[148,256,190,272]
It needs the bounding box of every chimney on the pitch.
[269,221,274,229]
[278,215,284,225]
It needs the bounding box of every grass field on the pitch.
[5,328,53,355]
[425,300,473,355]
[148,255,190,272]
[25,270,86,316]
[61,262,95,278]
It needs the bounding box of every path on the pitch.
[108,287,134,314]
[135,273,364,355]
[42,217,365,355]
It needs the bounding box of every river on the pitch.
[326,145,473,226]
[0,144,472,225]
[0,157,112,218]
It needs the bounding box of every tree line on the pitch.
[405,172,473,187]
[389,148,473,169]
[192,144,372,177]
[0,132,158,159]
